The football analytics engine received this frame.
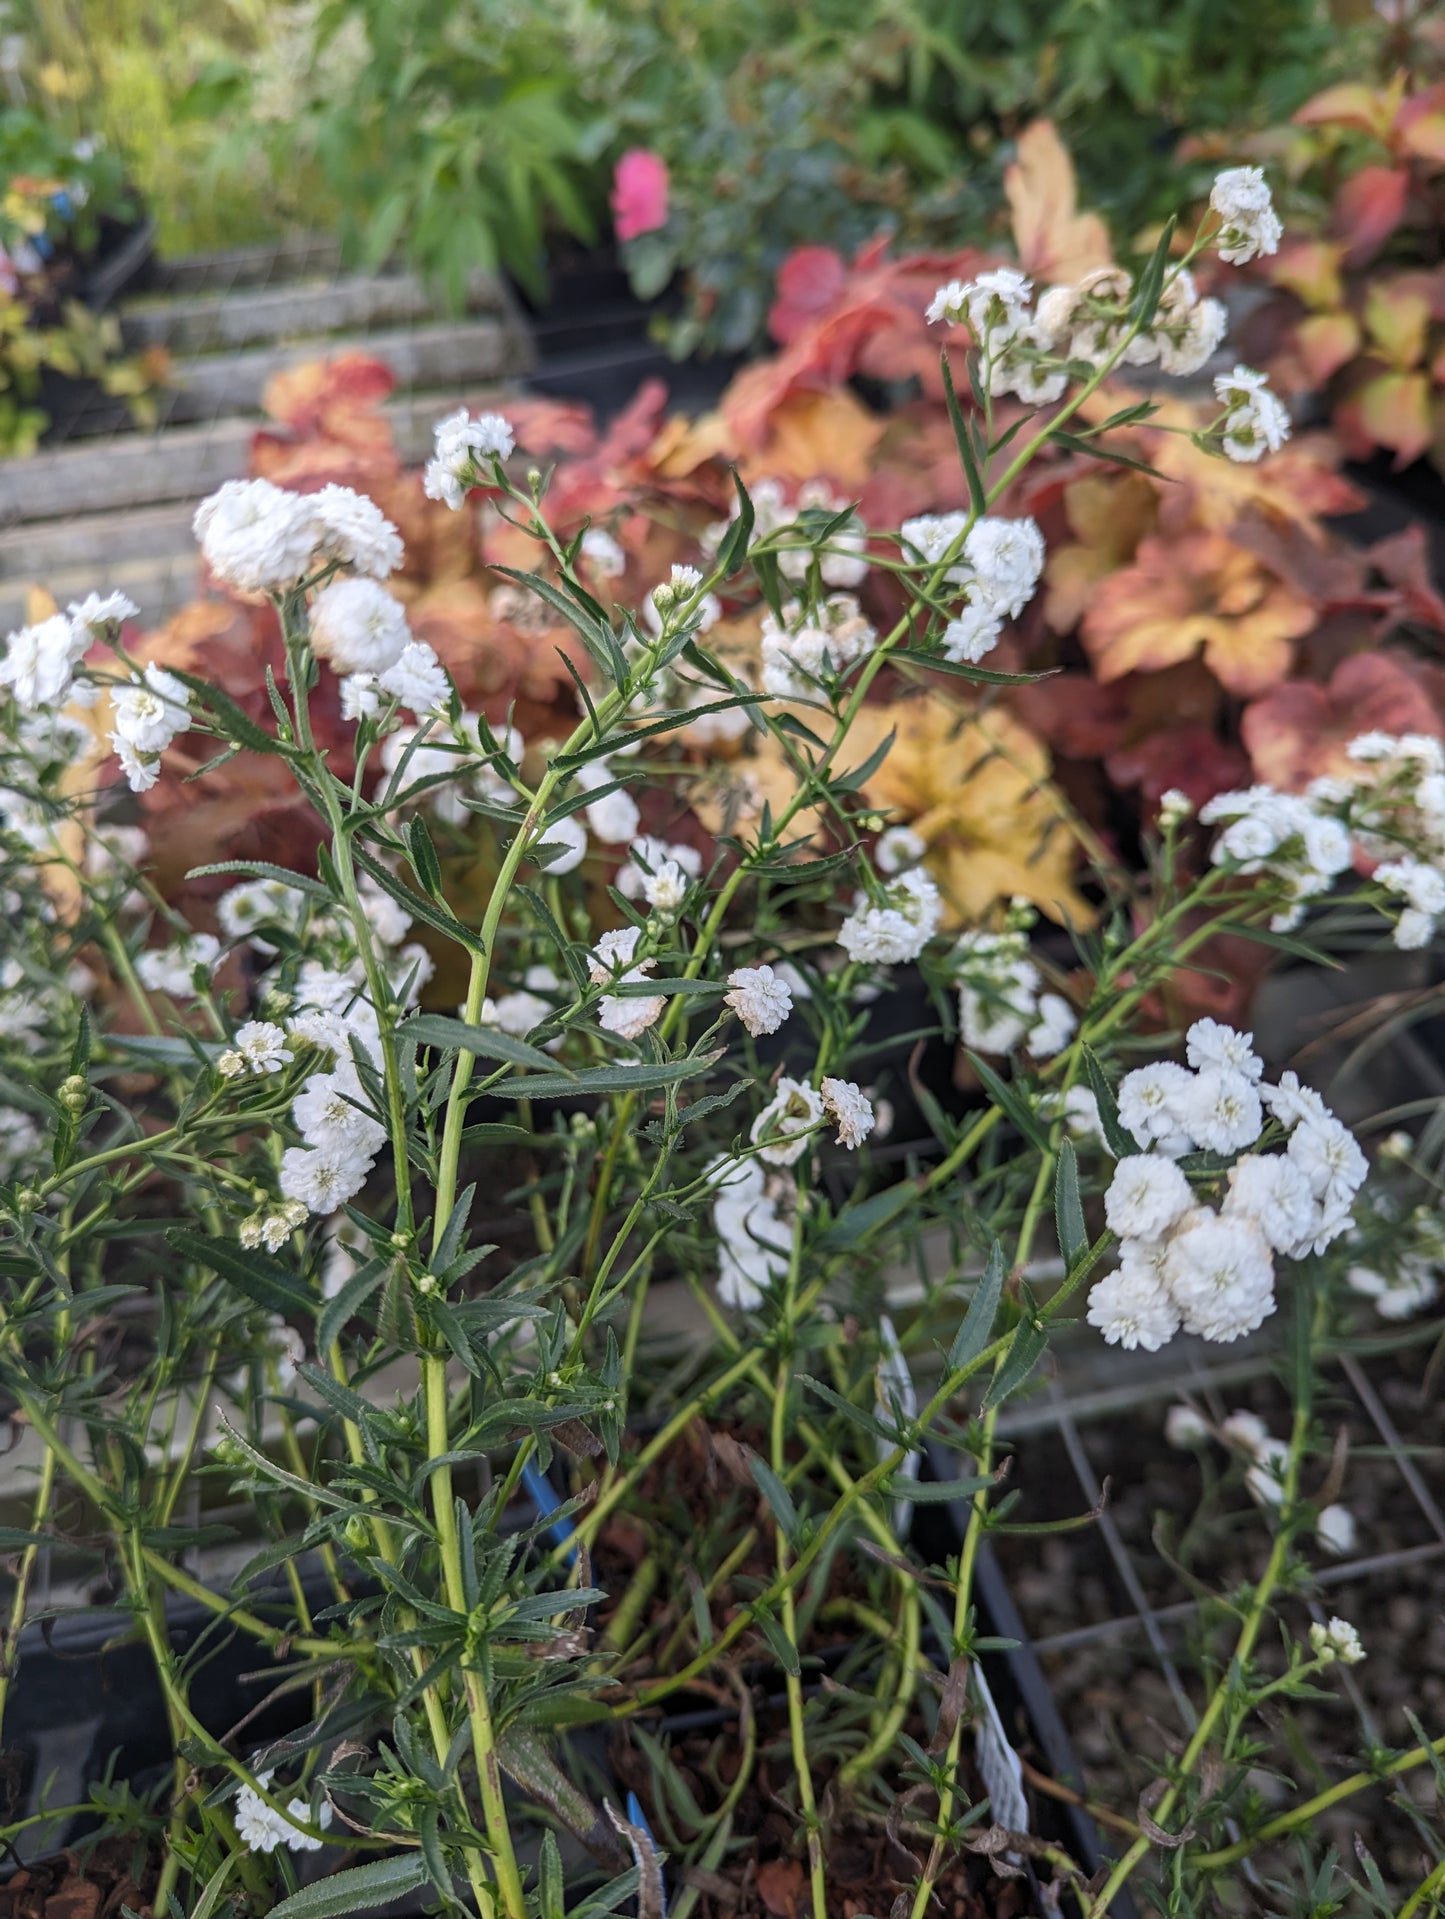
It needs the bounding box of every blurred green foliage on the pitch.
[9,0,1366,350]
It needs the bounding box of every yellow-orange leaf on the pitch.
[1044,471,1159,633]
[1004,121,1113,284]
[1296,312,1361,385]
[1356,371,1434,464]
[1364,284,1430,368]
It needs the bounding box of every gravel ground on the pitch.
[985,1332,1445,1908]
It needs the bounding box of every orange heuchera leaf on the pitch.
[1243,650,1444,789]
[1105,724,1250,816]
[1332,164,1410,267]
[742,386,884,487]
[262,350,396,434]
[1044,471,1158,633]
[1295,311,1361,386]
[1081,531,1316,697]
[1004,120,1113,284]
[1350,370,1434,466]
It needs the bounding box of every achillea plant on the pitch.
[0,166,1442,1919]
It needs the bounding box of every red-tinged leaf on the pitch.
[1243,651,1444,790]
[1367,526,1445,634]
[1363,284,1430,369]
[1355,370,1434,466]
[1106,726,1250,816]
[1293,82,1399,140]
[767,245,849,344]
[261,351,396,434]
[1332,165,1410,267]
[1296,312,1361,385]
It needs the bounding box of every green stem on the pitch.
[0,1443,56,1748]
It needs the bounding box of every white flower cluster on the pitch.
[952,925,1075,1057]
[110,662,191,793]
[724,963,793,1037]
[706,477,869,589]
[589,924,664,1040]
[1213,365,1291,464]
[617,836,703,908]
[137,933,222,999]
[194,479,401,594]
[749,1074,875,1164]
[1203,730,1445,943]
[1209,166,1283,266]
[927,254,1233,401]
[1087,1021,1367,1350]
[759,594,877,700]
[1165,1404,1357,1551]
[898,510,1045,667]
[0,592,135,714]
[234,1771,334,1855]
[644,564,721,640]
[837,868,943,967]
[711,1156,792,1310]
[423,409,515,511]
[1036,265,1227,380]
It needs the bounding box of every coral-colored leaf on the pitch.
[768,246,849,344]
[1082,532,1315,696]
[1243,650,1444,789]
[1355,370,1434,464]
[1331,165,1410,267]
[1004,121,1113,283]
[1295,311,1361,385]
[262,351,396,433]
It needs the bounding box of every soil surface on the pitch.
[0,1843,154,1919]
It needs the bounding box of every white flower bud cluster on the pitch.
[0,592,135,714]
[952,926,1076,1058]
[423,409,515,511]
[1309,1616,1365,1665]
[1202,730,1445,944]
[1087,1021,1367,1350]
[837,868,943,967]
[705,477,869,589]
[759,594,877,700]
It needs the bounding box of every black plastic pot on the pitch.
[515,244,742,424]
[30,213,157,447]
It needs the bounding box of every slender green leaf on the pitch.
[750,1458,799,1544]
[948,1240,1006,1370]
[966,1050,1050,1152]
[401,1015,561,1074]
[1054,1140,1087,1270]
[1081,1045,1139,1159]
[265,1855,430,1919]
[982,1316,1049,1411]
[168,1230,316,1319]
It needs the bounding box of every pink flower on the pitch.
[611,150,669,243]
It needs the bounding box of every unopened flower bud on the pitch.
[415,1272,440,1296]
[343,1514,372,1552]
[58,1074,88,1113]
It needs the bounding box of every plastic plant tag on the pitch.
[971,1658,1029,1848]
[876,1313,920,1534]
